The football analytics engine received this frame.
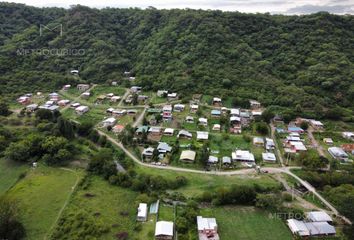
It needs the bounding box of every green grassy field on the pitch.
[201,206,293,240]
[135,166,281,198]
[158,204,175,222]
[51,175,139,240]
[0,159,28,194]
[6,165,81,240]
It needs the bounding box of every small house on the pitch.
[342,132,354,141]
[174,104,185,112]
[262,152,276,162]
[149,127,162,136]
[212,97,222,106]
[249,100,261,109]
[232,150,255,162]
[70,103,80,108]
[58,99,70,106]
[307,211,333,223]
[62,84,71,91]
[323,138,334,145]
[190,104,199,113]
[288,126,304,134]
[112,124,124,134]
[310,120,324,130]
[208,156,218,164]
[142,147,154,159]
[212,124,221,131]
[17,96,31,105]
[138,95,148,102]
[102,117,117,128]
[198,118,208,126]
[178,130,192,139]
[265,138,275,150]
[157,90,168,97]
[185,116,194,123]
[111,96,121,102]
[155,221,174,240]
[211,109,221,118]
[222,156,231,165]
[197,131,209,141]
[136,126,149,135]
[130,86,142,93]
[167,93,178,100]
[75,106,89,115]
[157,142,172,154]
[253,137,264,146]
[81,92,90,98]
[328,147,348,161]
[77,84,90,91]
[70,70,79,75]
[197,216,219,240]
[164,128,174,136]
[137,203,148,222]
[180,150,196,162]
[230,108,240,116]
[26,104,38,112]
[113,109,127,116]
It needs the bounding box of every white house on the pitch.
[342,132,354,141]
[197,216,219,240]
[102,117,116,127]
[198,118,208,126]
[155,221,174,240]
[178,130,192,139]
[75,106,89,115]
[265,138,275,150]
[208,156,218,164]
[180,150,196,162]
[328,147,348,161]
[137,203,148,222]
[230,108,240,116]
[164,128,174,136]
[174,104,185,112]
[307,211,333,223]
[197,131,209,141]
[77,84,89,91]
[232,150,255,162]
[262,152,276,162]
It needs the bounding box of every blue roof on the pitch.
[211,109,221,115]
[288,127,303,132]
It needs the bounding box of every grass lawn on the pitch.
[51,175,139,240]
[201,206,293,240]
[0,159,28,194]
[135,166,281,198]
[6,165,81,240]
[158,204,175,222]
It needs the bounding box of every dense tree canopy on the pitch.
[0,3,354,117]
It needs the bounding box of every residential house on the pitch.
[106,108,115,114]
[138,95,148,102]
[113,109,127,117]
[253,137,264,146]
[157,90,168,97]
[222,156,231,165]
[178,130,192,139]
[289,141,307,152]
[262,152,276,162]
[252,110,262,117]
[328,147,348,161]
[136,126,149,135]
[211,109,221,118]
[197,216,219,240]
[130,86,142,93]
[180,150,196,162]
[142,147,155,160]
[265,138,275,150]
[208,156,218,164]
[137,203,148,222]
[185,116,194,123]
[307,211,333,223]
[230,108,240,116]
[155,221,174,240]
[341,144,354,154]
[212,124,221,131]
[232,150,255,162]
[342,132,354,141]
[70,103,80,108]
[163,105,173,121]
[167,93,178,101]
[26,104,38,112]
[163,128,174,136]
[212,97,222,106]
[190,104,199,113]
[62,84,71,91]
[112,124,124,134]
[192,94,202,103]
[288,126,304,134]
[111,81,117,86]
[157,142,172,154]
[70,70,79,75]
[310,120,324,130]
[77,84,90,91]
[75,106,89,115]
[17,96,31,105]
[102,117,116,128]
[110,96,121,102]
[230,116,241,125]
[198,118,208,126]
[174,104,185,112]
[149,127,162,136]
[39,105,59,112]
[287,219,335,237]
[197,131,209,141]
[58,99,70,106]
[323,138,334,145]
[81,92,90,98]
[249,100,261,109]
[127,109,138,115]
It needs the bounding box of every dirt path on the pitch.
[118,89,130,107]
[60,84,97,112]
[307,127,326,157]
[270,122,285,167]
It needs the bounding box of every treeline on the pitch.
[1,3,354,118]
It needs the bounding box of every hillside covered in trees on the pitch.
[0,3,354,118]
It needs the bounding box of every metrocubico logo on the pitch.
[39,23,63,37]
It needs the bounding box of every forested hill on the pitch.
[1,3,354,118]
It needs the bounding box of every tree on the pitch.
[57,117,74,139]
[300,121,309,131]
[35,109,53,121]
[0,100,10,116]
[5,141,31,162]
[261,109,275,123]
[255,122,269,135]
[0,196,26,240]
